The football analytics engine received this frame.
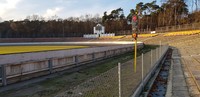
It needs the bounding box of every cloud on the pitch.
[56,0,77,4]
[0,0,136,21]
[0,0,22,19]
[60,2,117,18]
[43,7,63,18]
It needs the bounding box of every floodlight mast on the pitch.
[132,12,138,73]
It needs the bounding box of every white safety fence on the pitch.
[83,33,115,38]
[83,34,99,38]
[100,33,115,37]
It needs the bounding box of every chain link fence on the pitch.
[156,23,200,33]
[56,44,169,97]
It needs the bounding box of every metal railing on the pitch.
[156,23,200,33]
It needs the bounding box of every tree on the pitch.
[102,12,108,23]
[142,1,160,29]
[165,0,188,25]
[0,17,2,23]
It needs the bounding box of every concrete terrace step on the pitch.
[166,48,190,97]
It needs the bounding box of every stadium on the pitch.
[0,0,200,97]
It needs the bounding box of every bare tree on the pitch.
[0,17,2,22]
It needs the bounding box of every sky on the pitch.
[0,0,162,21]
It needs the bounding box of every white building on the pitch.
[83,23,115,38]
[93,24,105,35]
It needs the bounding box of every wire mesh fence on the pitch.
[56,66,119,97]
[156,23,200,33]
[56,45,169,97]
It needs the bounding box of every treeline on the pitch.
[0,12,131,38]
[0,0,200,38]
[0,15,101,38]
[103,0,200,31]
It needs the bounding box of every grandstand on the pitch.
[163,30,200,36]
[97,33,159,42]
[125,33,158,38]
[138,33,158,38]
[99,30,200,43]
[97,34,158,40]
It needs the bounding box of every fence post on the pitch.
[157,48,159,60]
[48,59,53,73]
[156,48,158,61]
[118,63,121,97]
[104,51,107,58]
[160,41,162,57]
[151,50,153,68]
[75,56,78,65]
[113,50,116,55]
[92,53,95,61]
[142,53,144,90]
[2,65,7,86]
[192,24,194,30]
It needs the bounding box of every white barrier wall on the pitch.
[100,33,115,37]
[83,33,115,38]
[83,34,99,38]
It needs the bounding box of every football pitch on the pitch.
[0,45,88,55]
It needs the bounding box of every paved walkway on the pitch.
[166,48,190,97]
